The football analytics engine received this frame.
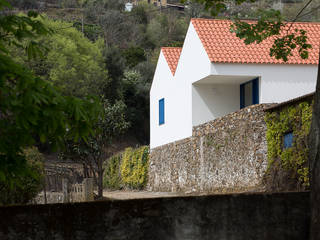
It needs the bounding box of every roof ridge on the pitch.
[191,18,320,25]
[161,47,182,49]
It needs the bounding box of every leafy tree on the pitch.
[10,0,38,9]
[11,17,109,98]
[61,99,129,198]
[0,0,102,202]
[123,46,146,68]
[122,70,150,143]
[103,46,126,103]
[146,13,188,48]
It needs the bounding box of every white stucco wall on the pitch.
[192,84,240,126]
[150,51,174,149]
[212,63,317,104]
[150,22,212,149]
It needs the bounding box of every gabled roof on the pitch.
[191,18,320,64]
[161,47,182,75]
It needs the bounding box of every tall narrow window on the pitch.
[240,78,259,109]
[159,98,165,125]
[284,132,293,149]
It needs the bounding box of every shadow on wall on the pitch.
[0,192,310,240]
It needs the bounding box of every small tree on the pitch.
[61,99,129,198]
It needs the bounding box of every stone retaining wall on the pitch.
[148,104,273,193]
[0,192,310,240]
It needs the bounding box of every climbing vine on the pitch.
[103,146,149,190]
[120,146,149,189]
[265,101,312,188]
[103,154,122,190]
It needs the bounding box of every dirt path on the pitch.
[102,190,184,200]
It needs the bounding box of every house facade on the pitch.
[150,19,320,149]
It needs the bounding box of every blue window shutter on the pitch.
[240,84,245,109]
[284,132,293,148]
[159,98,165,125]
[252,78,259,104]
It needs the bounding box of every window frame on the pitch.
[159,98,165,125]
[240,78,259,109]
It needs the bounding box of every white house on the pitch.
[150,18,320,149]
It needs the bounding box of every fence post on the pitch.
[62,178,69,203]
[83,178,94,201]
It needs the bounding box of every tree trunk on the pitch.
[81,12,84,33]
[97,159,104,199]
[309,50,320,240]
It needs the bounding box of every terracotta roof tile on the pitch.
[161,47,182,75]
[191,18,320,64]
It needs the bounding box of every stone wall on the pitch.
[0,192,309,240]
[148,104,273,193]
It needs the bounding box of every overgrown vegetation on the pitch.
[0,147,44,205]
[103,146,149,190]
[265,101,313,190]
[0,0,102,205]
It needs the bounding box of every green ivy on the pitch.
[265,101,312,187]
[103,146,149,190]
[120,146,149,189]
[103,154,122,190]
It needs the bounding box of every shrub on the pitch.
[103,146,149,190]
[120,146,149,189]
[0,147,45,205]
[103,154,122,190]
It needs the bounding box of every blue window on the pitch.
[284,132,293,149]
[159,98,165,125]
[240,78,259,109]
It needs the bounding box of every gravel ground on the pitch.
[102,190,185,200]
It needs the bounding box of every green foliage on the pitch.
[103,46,126,102]
[103,154,122,189]
[73,22,103,41]
[183,0,255,16]
[120,146,149,189]
[123,46,146,68]
[103,146,149,190]
[231,9,312,62]
[10,0,38,9]
[61,99,129,197]
[0,147,44,205]
[10,17,109,98]
[0,0,102,196]
[146,13,188,48]
[122,70,150,142]
[270,29,312,61]
[80,1,189,143]
[265,101,312,187]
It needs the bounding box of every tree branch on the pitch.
[287,0,314,33]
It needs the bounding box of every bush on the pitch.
[103,154,122,190]
[0,147,45,205]
[120,146,149,189]
[103,146,149,190]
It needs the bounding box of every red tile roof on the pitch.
[161,47,182,75]
[191,18,320,64]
